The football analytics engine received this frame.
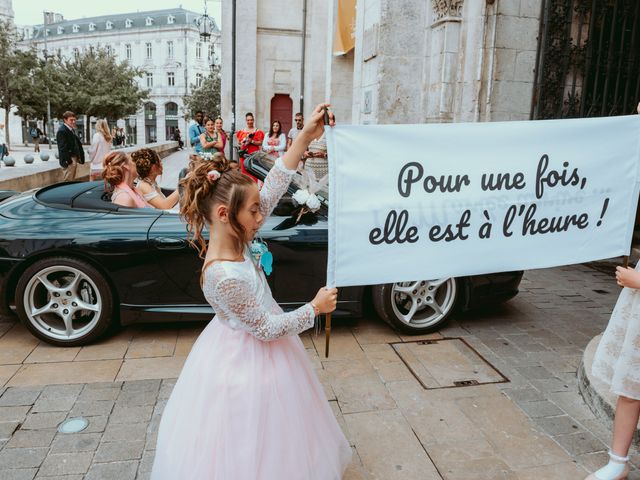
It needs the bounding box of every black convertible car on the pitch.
[0,154,523,346]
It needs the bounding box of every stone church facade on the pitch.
[222,0,640,133]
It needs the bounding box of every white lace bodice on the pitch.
[202,158,315,341]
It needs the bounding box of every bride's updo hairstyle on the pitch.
[102,151,130,188]
[131,148,161,179]
[180,152,255,258]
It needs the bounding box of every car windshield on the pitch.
[246,152,329,206]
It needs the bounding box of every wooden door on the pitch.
[270,94,293,136]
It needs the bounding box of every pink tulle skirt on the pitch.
[150,319,352,480]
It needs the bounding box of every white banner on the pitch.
[325,116,640,288]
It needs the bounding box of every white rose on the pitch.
[306,193,321,211]
[293,189,310,205]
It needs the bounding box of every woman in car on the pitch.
[103,151,149,208]
[132,148,180,210]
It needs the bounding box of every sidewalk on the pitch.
[0,145,60,184]
[0,263,636,479]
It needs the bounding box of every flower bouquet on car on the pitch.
[291,166,328,224]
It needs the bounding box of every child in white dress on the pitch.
[587,264,640,480]
[150,103,351,480]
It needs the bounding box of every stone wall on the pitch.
[221,0,330,147]
[324,0,354,124]
[350,0,543,124]
[490,0,541,121]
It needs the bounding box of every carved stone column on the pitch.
[425,0,464,122]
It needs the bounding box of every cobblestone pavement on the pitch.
[0,262,636,479]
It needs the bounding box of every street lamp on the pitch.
[196,0,216,42]
[42,11,53,149]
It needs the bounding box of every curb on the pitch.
[578,334,640,439]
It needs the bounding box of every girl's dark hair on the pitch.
[268,120,282,137]
[180,153,255,259]
[131,148,161,179]
[204,118,215,126]
[102,151,129,187]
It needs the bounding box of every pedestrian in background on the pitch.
[0,123,6,165]
[111,127,118,147]
[262,120,286,158]
[116,128,126,147]
[236,112,264,182]
[174,128,184,149]
[29,125,42,153]
[214,117,227,153]
[287,112,304,150]
[200,118,224,155]
[56,111,85,182]
[189,111,205,153]
[88,119,112,181]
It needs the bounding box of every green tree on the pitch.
[62,48,149,124]
[16,54,69,138]
[183,66,221,120]
[0,19,41,148]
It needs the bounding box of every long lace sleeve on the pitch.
[213,276,315,341]
[259,157,296,218]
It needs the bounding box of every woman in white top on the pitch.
[131,148,180,210]
[262,120,286,158]
[89,119,112,181]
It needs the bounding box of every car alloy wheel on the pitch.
[373,278,458,334]
[16,257,114,346]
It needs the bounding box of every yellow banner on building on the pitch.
[333,0,356,56]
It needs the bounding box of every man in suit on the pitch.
[56,111,85,181]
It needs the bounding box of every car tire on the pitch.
[372,278,459,334]
[15,257,115,347]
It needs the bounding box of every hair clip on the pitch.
[207,170,221,182]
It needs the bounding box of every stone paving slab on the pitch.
[0,262,638,478]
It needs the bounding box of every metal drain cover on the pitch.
[392,338,507,389]
[58,417,89,434]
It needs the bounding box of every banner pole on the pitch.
[323,106,332,358]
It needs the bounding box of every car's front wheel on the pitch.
[372,278,459,334]
[15,257,115,346]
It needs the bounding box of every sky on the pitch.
[12,0,222,27]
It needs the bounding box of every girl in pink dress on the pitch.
[150,103,351,480]
[102,151,149,208]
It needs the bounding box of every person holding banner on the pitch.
[150,103,351,480]
[587,265,640,480]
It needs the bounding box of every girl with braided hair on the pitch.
[150,103,351,480]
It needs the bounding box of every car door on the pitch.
[259,213,328,308]
[147,208,328,308]
[147,212,205,303]
[78,208,166,306]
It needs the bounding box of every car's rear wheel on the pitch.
[15,257,114,346]
[372,278,458,334]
